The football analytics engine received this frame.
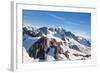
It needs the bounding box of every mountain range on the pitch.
[23,25,91,62]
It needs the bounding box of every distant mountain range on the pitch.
[23,25,91,47]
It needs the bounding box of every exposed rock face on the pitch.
[27,37,64,60]
[28,37,49,59]
[70,45,81,52]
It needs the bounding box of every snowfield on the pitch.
[23,47,34,63]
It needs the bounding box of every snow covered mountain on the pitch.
[77,36,91,47]
[23,25,91,62]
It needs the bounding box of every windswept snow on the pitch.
[45,34,63,42]
[57,54,68,60]
[46,55,55,61]
[60,44,69,53]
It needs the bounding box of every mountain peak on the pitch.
[58,26,63,29]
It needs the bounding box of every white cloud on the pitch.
[47,14,65,21]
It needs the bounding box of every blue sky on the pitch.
[23,10,91,40]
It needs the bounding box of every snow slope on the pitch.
[23,47,34,63]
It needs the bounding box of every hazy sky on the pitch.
[23,10,91,40]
